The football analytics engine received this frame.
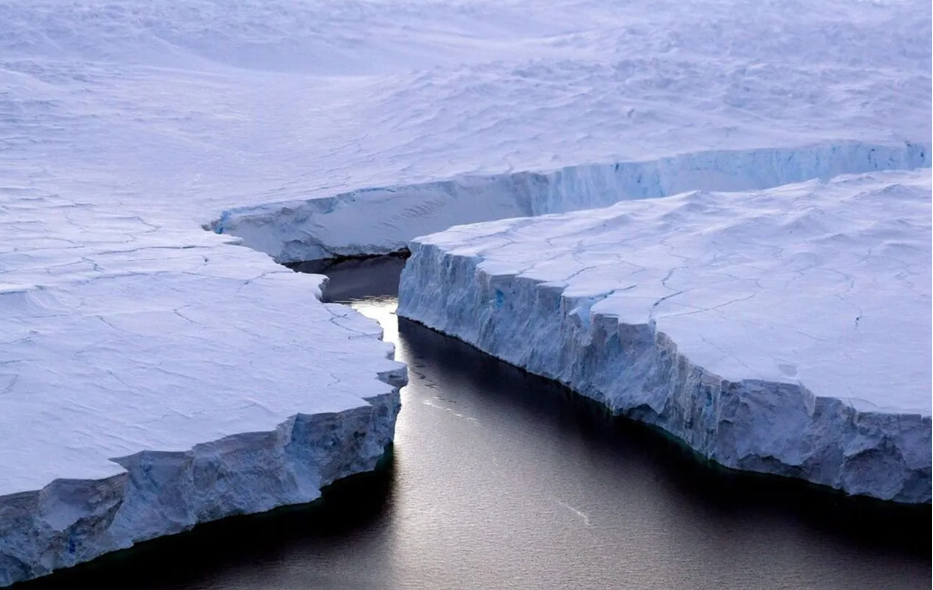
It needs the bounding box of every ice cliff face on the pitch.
[0,198,407,587]
[1,0,930,582]
[0,391,401,587]
[214,142,929,264]
[397,170,932,504]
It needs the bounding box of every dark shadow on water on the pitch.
[21,460,396,590]
[397,315,931,558]
[291,253,408,302]
[324,254,930,558]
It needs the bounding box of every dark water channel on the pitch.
[26,256,930,590]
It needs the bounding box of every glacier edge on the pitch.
[0,388,402,587]
[395,172,932,504]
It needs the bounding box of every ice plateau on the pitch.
[1,0,931,584]
[397,170,932,503]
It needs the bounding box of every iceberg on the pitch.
[397,170,932,503]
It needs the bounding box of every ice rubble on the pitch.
[0,197,405,587]
[397,170,933,503]
[216,143,930,264]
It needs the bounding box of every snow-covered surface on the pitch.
[0,0,929,261]
[0,0,930,582]
[193,0,931,261]
[0,192,405,585]
[398,170,932,503]
[0,214,405,496]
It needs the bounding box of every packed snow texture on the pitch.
[196,0,932,262]
[397,170,933,503]
[1,0,930,583]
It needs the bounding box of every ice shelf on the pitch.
[1,0,930,583]
[0,196,405,586]
[398,170,932,503]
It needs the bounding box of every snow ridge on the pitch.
[396,171,932,503]
[213,141,930,264]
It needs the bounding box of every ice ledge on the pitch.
[397,170,932,503]
[0,202,407,586]
[212,141,929,264]
[0,393,400,587]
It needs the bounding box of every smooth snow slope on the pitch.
[398,170,933,503]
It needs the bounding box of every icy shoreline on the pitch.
[0,394,400,587]
[0,207,406,586]
[1,0,930,583]
[397,171,932,504]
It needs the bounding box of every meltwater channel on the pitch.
[24,256,930,590]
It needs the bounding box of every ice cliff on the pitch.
[0,204,405,586]
[214,142,929,264]
[2,0,930,582]
[397,170,933,503]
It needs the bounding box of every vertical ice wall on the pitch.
[214,143,929,263]
[396,171,933,503]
